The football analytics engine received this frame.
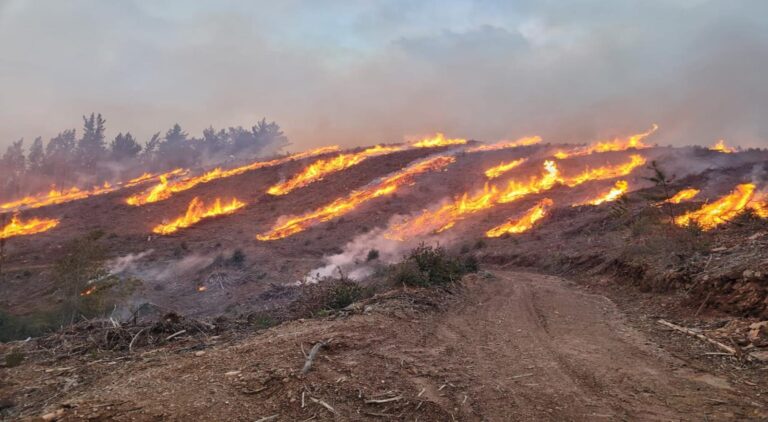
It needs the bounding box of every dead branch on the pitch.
[254,415,279,422]
[165,330,187,341]
[365,396,402,404]
[128,327,148,353]
[301,340,328,375]
[657,319,742,357]
[309,396,337,414]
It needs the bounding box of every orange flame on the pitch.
[554,124,657,159]
[152,197,246,235]
[1,214,60,239]
[484,158,528,179]
[467,136,542,153]
[388,154,646,239]
[675,184,755,230]
[0,169,187,212]
[749,198,768,219]
[575,180,628,206]
[710,139,736,154]
[126,146,339,206]
[267,145,403,196]
[665,188,700,204]
[80,286,98,296]
[411,133,467,148]
[486,198,554,237]
[257,155,456,241]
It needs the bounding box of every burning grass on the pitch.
[486,198,554,237]
[267,145,403,196]
[0,169,187,212]
[410,133,467,148]
[575,180,629,206]
[256,155,456,240]
[554,124,657,159]
[665,188,700,204]
[126,146,340,206]
[467,135,542,153]
[675,183,758,230]
[152,197,246,235]
[388,154,646,239]
[0,214,59,239]
[484,158,527,179]
[710,139,737,153]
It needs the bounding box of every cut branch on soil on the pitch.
[301,340,328,375]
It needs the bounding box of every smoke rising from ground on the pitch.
[1,1,767,150]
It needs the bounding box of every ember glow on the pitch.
[710,139,736,153]
[665,188,700,204]
[675,184,755,230]
[267,145,403,195]
[0,214,60,239]
[575,180,628,206]
[152,197,246,235]
[554,124,657,159]
[467,136,542,153]
[484,158,527,179]
[411,133,467,148]
[388,154,646,239]
[486,198,554,237]
[127,146,340,206]
[257,155,456,241]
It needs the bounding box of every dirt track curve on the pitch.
[7,271,765,421]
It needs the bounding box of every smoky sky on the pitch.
[1,0,767,150]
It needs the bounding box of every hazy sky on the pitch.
[1,0,767,151]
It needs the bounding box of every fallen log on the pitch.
[657,319,742,358]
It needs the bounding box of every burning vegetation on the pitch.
[665,188,701,204]
[152,197,246,235]
[126,146,340,206]
[267,145,402,196]
[554,124,657,159]
[484,158,528,179]
[674,183,758,230]
[575,180,629,206]
[486,198,554,237]
[257,155,456,240]
[467,135,542,152]
[0,214,60,239]
[410,133,467,148]
[710,139,737,153]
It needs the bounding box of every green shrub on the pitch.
[4,350,24,367]
[389,244,478,287]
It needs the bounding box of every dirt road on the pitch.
[5,271,765,420]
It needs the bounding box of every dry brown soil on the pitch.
[4,270,767,421]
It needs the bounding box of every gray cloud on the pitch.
[0,0,766,151]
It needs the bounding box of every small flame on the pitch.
[710,139,736,154]
[675,184,755,230]
[257,155,456,241]
[468,136,542,153]
[554,124,657,159]
[267,145,403,196]
[665,188,700,204]
[486,198,554,237]
[575,180,628,206]
[127,146,340,206]
[484,158,528,179]
[80,286,97,296]
[197,286,208,292]
[152,197,246,235]
[388,154,646,239]
[411,133,467,148]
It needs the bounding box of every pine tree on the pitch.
[27,137,44,172]
[77,113,107,168]
[110,132,142,161]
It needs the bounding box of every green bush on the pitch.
[366,249,380,262]
[389,244,478,287]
